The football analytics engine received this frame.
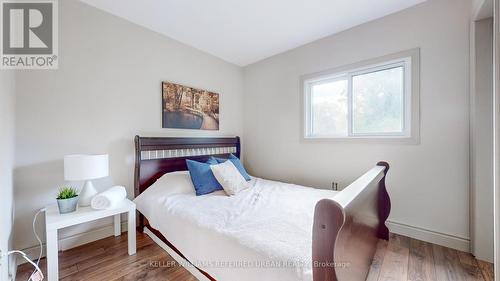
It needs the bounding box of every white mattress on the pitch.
[135,176,338,281]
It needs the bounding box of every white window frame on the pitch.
[301,48,420,143]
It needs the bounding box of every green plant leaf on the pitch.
[57,186,78,199]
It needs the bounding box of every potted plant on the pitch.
[56,187,79,214]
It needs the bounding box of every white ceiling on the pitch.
[80,0,427,66]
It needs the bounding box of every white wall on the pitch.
[243,0,472,250]
[14,0,243,253]
[0,70,16,280]
[470,17,494,262]
[472,0,493,19]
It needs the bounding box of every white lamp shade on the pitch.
[64,154,109,181]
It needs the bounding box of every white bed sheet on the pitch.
[135,176,338,281]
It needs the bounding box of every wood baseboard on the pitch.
[386,220,470,252]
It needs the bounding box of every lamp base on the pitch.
[79,180,98,207]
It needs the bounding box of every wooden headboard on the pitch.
[134,135,240,280]
[134,135,241,198]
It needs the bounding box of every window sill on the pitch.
[302,135,420,145]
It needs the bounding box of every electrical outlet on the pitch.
[1,249,19,281]
[8,252,17,281]
[331,182,339,191]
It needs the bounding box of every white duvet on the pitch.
[136,175,338,281]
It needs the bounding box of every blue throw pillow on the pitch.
[186,159,223,196]
[206,157,218,165]
[212,154,251,181]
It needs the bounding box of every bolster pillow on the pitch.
[91,186,127,210]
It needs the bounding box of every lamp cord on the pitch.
[30,208,45,280]
[6,251,43,281]
[5,208,46,281]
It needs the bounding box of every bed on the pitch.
[133,136,390,281]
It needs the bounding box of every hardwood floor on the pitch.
[367,234,494,281]
[16,232,493,281]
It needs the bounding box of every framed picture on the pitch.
[162,82,220,130]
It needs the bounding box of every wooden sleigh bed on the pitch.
[134,135,391,281]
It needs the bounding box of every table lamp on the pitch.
[64,154,109,207]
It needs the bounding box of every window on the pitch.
[303,49,419,141]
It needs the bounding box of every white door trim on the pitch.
[493,0,500,279]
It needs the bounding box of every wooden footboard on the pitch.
[312,162,390,281]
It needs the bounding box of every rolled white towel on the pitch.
[91,186,127,210]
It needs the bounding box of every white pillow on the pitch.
[210,161,251,195]
[149,170,195,195]
[134,171,195,220]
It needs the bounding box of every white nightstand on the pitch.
[45,199,136,281]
